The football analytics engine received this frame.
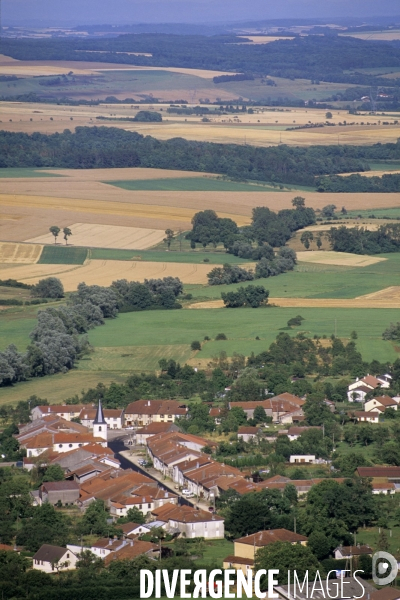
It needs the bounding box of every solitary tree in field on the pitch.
[292,196,306,210]
[316,233,323,250]
[300,231,314,250]
[163,229,174,250]
[49,226,60,244]
[63,227,72,245]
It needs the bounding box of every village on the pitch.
[0,368,399,598]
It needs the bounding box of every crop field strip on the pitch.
[0,259,220,289]
[0,242,43,263]
[28,223,166,250]
[38,245,88,265]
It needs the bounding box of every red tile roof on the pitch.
[235,529,307,546]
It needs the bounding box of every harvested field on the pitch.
[188,291,400,309]
[341,31,400,41]
[295,251,386,267]
[0,259,217,290]
[237,36,295,43]
[0,242,42,264]
[340,170,400,177]
[28,223,166,250]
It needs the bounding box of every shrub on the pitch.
[216,333,227,340]
[191,340,201,351]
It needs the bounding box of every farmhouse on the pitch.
[334,545,373,559]
[124,399,187,426]
[38,481,80,506]
[223,529,308,573]
[150,502,224,538]
[32,544,78,573]
[229,393,304,423]
[237,426,261,442]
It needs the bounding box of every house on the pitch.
[289,455,316,464]
[103,539,158,564]
[146,431,214,476]
[32,544,78,573]
[229,394,304,423]
[91,538,126,558]
[31,405,87,421]
[124,400,187,427]
[365,396,398,413]
[39,481,80,506]
[284,426,322,441]
[116,522,152,537]
[209,407,222,425]
[357,466,400,482]
[237,426,261,443]
[79,408,124,430]
[134,422,179,445]
[109,485,178,518]
[352,411,380,424]
[78,469,154,508]
[223,529,307,573]
[334,545,373,559]
[178,461,242,500]
[348,375,390,402]
[372,482,396,495]
[150,502,224,539]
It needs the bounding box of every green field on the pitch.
[106,177,279,192]
[368,161,400,171]
[0,370,128,406]
[90,247,250,264]
[345,209,400,219]
[187,254,400,301]
[38,245,88,264]
[0,168,61,178]
[84,306,399,368]
[0,312,37,351]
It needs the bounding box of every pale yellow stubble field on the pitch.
[1,100,399,145]
[0,259,216,289]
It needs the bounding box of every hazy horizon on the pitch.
[4,0,400,27]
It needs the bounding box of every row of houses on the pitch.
[31,399,189,430]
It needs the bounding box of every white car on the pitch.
[182,489,194,497]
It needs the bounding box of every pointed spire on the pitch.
[93,398,106,425]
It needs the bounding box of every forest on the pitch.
[2,35,400,86]
[3,128,400,187]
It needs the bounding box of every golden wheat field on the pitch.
[341,31,400,41]
[27,223,166,250]
[0,259,215,290]
[0,242,43,263]
[1,99,399,145]
[295,251,386,267]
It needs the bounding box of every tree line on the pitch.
[0,277,184,388]
[317,173,400,193]
[3,127,397,187]
[328,224,400,254]
[3,34,400,87]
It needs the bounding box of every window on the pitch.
[66,553,70,558]
[59,444,62,448]
[99,426,102,431]
[148,503,151,508]
[139,505,142,510]
[69,444,73,448]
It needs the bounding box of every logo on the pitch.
[372,551,398,586]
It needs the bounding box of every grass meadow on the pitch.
[90,247,249,264]
[38,246,88,264]
[0,168,61,178]
[106,177,280,192]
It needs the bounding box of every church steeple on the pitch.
[94,398,106,425]
[93,399,107,442]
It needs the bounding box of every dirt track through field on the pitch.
[0,259,216,290]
